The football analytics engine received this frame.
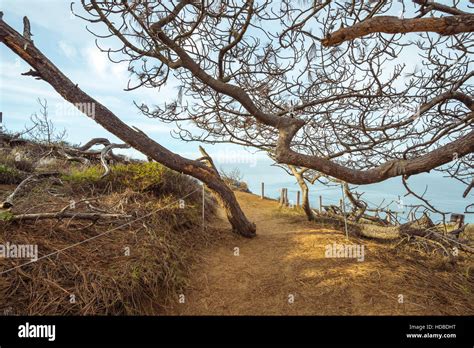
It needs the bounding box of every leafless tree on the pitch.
[70,0,474,217]
[24,98,67,145]
[70,0,472,193]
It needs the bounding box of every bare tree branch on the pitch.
[100,143,130,178]
[1,172,60,209]
[322,15,474,47]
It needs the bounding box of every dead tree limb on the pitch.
[1,172,60,209]
[197,146,220,176]
[322,15,474,47]
[463,179,474,198]
[100,143,130,178]
[9,211,132,221]
[57,148,90,165]
[78,137,111,151]
[449,224,466,239]
[21,68,41,80]
[412,0,468,16]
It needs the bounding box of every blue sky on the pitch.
[0,0,472,221]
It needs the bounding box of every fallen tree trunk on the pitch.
[8,212,132,221]
[351,212,434,241]
[77,138,111,151]
[0,18,256,237]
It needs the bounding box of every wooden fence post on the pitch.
[319,195,323,213]
[261,182,264,199]
[296,191,300,207]
[340,183,349,239]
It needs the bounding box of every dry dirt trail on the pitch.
[168,192,473,315]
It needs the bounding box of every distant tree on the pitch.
[25,98,67,145]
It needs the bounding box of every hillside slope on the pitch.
[0,158,219,315]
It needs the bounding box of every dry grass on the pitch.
[0,163,220,315]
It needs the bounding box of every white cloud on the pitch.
[1,0,89,43]
[84,46,109,77]
[83,44,130,81]
[111,62,128,78]
[58,41,77,60]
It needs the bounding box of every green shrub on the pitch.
[61,165,103,183]
[63,162,200,198]
[0,211,14,221]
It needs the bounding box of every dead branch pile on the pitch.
[312,210,473,257]
[0,134,133,183]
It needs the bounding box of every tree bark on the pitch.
[275,128,474,184]
[0,18,256,237]
[289,165,316,221]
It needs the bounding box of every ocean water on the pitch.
[218,160,474,224]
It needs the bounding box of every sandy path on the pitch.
[167,192,473,315]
